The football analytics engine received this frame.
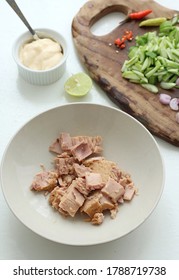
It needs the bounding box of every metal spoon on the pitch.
[5,0,39,39]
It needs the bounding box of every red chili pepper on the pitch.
[114,30,133,49]
[114,38,122,46]
[124,30,133,41]
[129,9,152,20]
[120,43,126,49]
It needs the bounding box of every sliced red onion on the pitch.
[159,93,171,105]
[169,98,179,111]
[176,112,179,123]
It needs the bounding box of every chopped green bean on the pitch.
[141,84,158,93]
[160,82,176,89]
[121,16,179,93]
[122,71,140,80]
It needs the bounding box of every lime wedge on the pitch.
[64,72,92,96]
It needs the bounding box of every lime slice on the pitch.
[64,72,92,96]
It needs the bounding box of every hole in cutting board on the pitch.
[90,12,126,36]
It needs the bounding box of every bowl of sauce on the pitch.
[13,28,68,85]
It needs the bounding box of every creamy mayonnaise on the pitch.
[19,37,63,70]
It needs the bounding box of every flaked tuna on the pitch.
[31,132,137,225]
[31,170,58,192]
[91,213,104,225]
[83,157,121,183]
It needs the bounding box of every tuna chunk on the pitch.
[85,172,104,191]
[59,181,85,217]
[54,156,75,175]
[73,163,91,177]
[58,174,75,188]
[74,177,89,196]
[99,193,114,212]
[49,138,62,154]
[71,135,103,154]
[49,133,103,158]
[110,205,119,219]
[101,178,125,203]
[60,132,73,151]
[81,194,102,218]
[81,191,114,218]
[91,213,104,225]
[31,170,58,192]
[119,173,133,187]
[71,141,92,161]
[123,185,135,201]
[49,186,66,211]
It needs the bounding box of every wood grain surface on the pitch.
[72,0,179,146]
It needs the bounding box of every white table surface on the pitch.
[0,0,179,260]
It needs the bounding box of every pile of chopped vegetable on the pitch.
[121,15,179,94]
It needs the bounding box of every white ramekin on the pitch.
[12,28,69,86]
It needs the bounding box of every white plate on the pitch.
[0,103,164,246]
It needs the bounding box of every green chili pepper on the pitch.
[139,17,167,27]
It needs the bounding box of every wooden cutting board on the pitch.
[72,0,179,146]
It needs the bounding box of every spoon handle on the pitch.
[5,0,35,36]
